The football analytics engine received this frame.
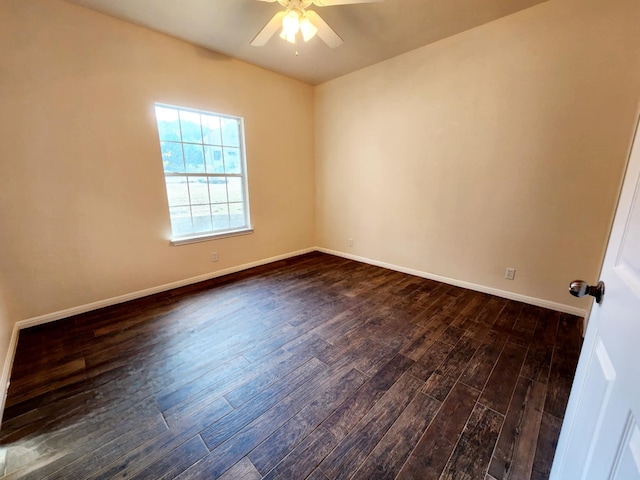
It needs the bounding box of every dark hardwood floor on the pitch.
[0,252,583,479]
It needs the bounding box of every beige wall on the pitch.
[0,0,316,328]
[315,0,640,309]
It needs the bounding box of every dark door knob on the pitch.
[569,280,605,304]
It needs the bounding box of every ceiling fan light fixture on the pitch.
[281,10,300,36]
[300,15,318,42]
[279,29,297,44]
[251,0,368,49]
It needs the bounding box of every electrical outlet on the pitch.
[348,238,353,247]
[212,252,219,262]
[505,268,516,280]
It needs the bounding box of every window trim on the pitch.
[169,227,254,246]
[154,103,252,243]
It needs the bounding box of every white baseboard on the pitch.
[0,323,21,427]
[317,247,587,318]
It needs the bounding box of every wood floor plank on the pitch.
[222,337,329,409]
[10,330,93,383]
[489,377,546,479]
[460,293,491,320]
[535,309,560,346]
[68,317,278,417]
[476,298,507,326]
[459,331,507,391]
[531,412,562,480]
[287,297,358,330]
[396,382,480,479]
[407,341,454,382]
[248,368,367,474]
[544,346,580,419]
[322,354,414,441]
[130,435,209,480]
[319,373,423,479]
[263,428,337,480]
[311,303,377,346]
[438,325,467,346]
[81,304,266,372]
[423,372,457,402]
[424,292,457,319]
[479,342,527,415]
[350,392,440,480]
[84,397,232,480]
[241,323,312,363]
[399,316,451,361]
[493,301,523,332]
[443,291,476,319]
[385,296,430,325]
[2,359,133,424]
[217,458,261,480]
[4,399,168,480]
[306,468,331,480]
[359,339,409,376]
[192,365,358,478]
[156,357,251,411]
[47,424,174,480]
[408,280,446,308]
[521,343,554,384]
[512,305,541,338]
[462,316,492,342]
[422,336,481,400]
[439,403,504,480]
[315,335,380,371]
[556,313,583,353]
[6,358,87,408]
[199,358,326,451]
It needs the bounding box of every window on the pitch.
[154,104,252,244]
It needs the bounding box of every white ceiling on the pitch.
[65,0,549,85]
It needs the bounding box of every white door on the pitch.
[550,117,640,479]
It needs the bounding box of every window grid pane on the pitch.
[155,104,250,239]
[209,177,229,204]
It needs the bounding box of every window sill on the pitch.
[170,228,254,246]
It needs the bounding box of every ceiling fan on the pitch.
[251,0,383,48]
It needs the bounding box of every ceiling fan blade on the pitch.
[251,11,286,47]
[255,0,289,5]
[312,0,383,6]
[305,10,343,48]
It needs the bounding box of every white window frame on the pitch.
[153,103,253,245]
